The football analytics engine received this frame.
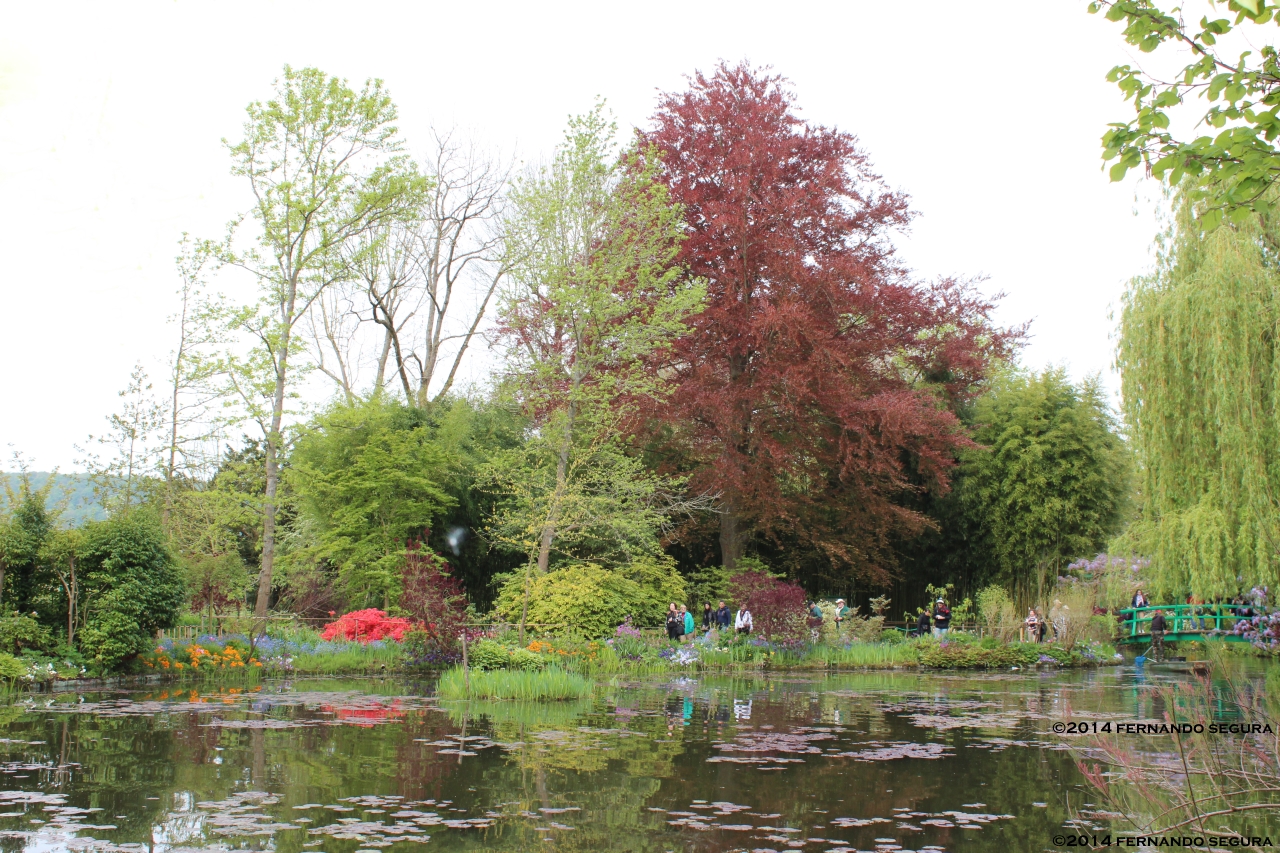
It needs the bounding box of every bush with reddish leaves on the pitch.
[398,540,473,659]
[320,609,414,643]
[727,569,808,642]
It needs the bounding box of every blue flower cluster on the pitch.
[160,633,387,657]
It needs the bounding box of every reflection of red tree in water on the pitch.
[321,700,408,727]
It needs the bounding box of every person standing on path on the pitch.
[702,602,714,631]
[715,601,732,630]
[666,604,681,642]
[735,605,753,635]
[932,599,951,638]
[1149,608,1168,661]
[915,607,930,638]
[682,605,695,641]
[834,599,850,634]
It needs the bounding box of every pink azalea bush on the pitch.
[320,609,414,643]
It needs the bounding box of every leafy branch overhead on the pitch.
[1092,0,1280,226]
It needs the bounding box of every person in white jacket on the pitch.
[734,607,753,634]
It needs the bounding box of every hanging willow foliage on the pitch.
[1117,191,1280,599]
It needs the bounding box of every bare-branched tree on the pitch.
[306,128,512,405]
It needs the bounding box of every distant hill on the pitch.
[1,472,106,526]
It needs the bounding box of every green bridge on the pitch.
[1116,604,1257,645]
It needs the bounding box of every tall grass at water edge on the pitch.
[806,642,920,668]
[436,667,592,700]
[287,644,402,674]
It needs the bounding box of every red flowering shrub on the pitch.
[727,569,808,642]
[320,609,413,643]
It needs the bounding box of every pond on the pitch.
[0,665,1255,852]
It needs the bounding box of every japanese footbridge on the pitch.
[1116,605,1256,645]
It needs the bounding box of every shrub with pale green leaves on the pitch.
[494,562,678,638]
[509,648,547,671]
[469,639,515,670]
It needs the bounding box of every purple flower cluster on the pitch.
[405,649,462,667]
[1230,612,1280,649]
[615,620,644,640]
[1062,553,1151,585]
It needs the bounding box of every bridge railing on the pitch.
[1116,603,1262,639]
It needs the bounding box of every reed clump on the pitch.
[436,666,592,700]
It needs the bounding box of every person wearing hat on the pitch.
[932,598,951,638]
[833,598,850,635]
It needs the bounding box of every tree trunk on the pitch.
[721,348,751,574]
[518,562,532,644]
[374,327,392,392]
[720,499,746,572]
[254,314,292,619]
[255,439,279,618]
[535,400,575,574]
[66,556,76,645]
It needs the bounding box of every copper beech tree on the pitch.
[637,62,1020,583]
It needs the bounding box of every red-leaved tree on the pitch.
[637,62,1020,582]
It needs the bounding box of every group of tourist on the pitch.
[665,601,754,642]
[662,596,865,643]
[912,599,952,638]
[1023,607,1050,643]
[1128,586,1274,661]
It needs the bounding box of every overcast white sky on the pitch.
[0,1,1161,471]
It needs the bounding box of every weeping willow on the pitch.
[1117,192,1280,599]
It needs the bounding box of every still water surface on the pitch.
[0,666,1229,852]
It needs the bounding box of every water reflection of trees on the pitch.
[0,670,1199,852]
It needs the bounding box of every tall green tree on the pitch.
[209,66,429,616]
[0,470,55,614]
[1117,190,1280,597]
[288,398,455,608]
[487,104,703,574]
[946,368,1131,601]
[486,104,703,637]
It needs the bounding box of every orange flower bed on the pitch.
[143,643,262,674]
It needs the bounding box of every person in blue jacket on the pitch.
[715,601,732,630]
[682,605,695,641]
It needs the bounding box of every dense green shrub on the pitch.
[0,615,54,655]
[0,652,25,680]
[466,638,548,671]
[618,556,688,626]
[469,639,514,670]
[77,512,185,670]
[491,560,670,635]
[509,648,547,671]
[78,611,147,672]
